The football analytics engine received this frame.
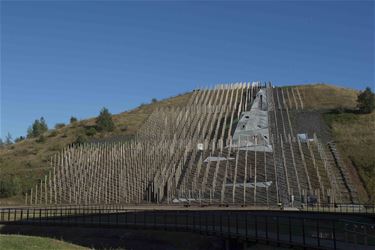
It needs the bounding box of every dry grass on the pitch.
[295,83,358,110]
[0,93,191,205]
[324,112,375,202]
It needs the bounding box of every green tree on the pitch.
[74,134,87,145]
[86,127,97,136]
[151,98,157,103]
[96,107,115,132]
[70,116,78,124]
[27,117,49,138]
[357,87,375,114]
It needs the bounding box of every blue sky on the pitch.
[1,1,374,139]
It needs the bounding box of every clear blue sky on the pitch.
[1,1,374,139]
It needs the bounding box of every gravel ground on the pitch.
[290,111,332,142]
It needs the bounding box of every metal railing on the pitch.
[0,206,374,249]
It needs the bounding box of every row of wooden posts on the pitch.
[26,83,353,206]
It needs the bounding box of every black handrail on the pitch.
[0,207,374,249]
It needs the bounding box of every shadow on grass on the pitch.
[0,224,223,250]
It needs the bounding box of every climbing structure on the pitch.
[27,82,357,206]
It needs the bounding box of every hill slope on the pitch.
[295,84,374,201]
[0,93,191,205]
[1,83,373,204]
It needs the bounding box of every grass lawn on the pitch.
[0,234,87,250]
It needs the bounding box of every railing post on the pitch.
[288,217,292,246]
[276,216,280,246]
[199,211,202,234]
[205,212,208,234]
[212,212,215,234]
[193,212,196,232]
[135,210,138,227]
[220,212,223,236]
[302,218,305,247]
[235,212,238,236]
[163,211,166,230]
[227,211,230,236]
[332,220,337,250]
[154,211,157,230]
[144,210,147,229]
[254,214,258,242]
[99,209,101,225]
[245,212,248,240]
[317,219,320,247]
[265,216,269,244]
[114,208,117,226]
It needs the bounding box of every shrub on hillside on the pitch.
[357,87,375,114]
[48,130,58,137]
[85,127,97,136]
[74,134,87,145]
[96,107,115,132]
[14,136,25,143]
[70,116,78,124]
[151,98,157,103]
[55,123,65,129]
[0,176,21,198]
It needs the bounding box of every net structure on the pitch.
[26,82,358,206]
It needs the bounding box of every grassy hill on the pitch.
[296,84,374,202]
[0,93,191,205]
[1,83,374,204]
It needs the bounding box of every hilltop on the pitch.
[0,83,374,204]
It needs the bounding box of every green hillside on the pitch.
[1,83,374,204]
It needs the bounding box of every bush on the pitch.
[48,130,58,137]
[55,123,65,129]
[0,176,21,198]
[357,87,375,114]
[14,136,25,143]
[151,98,157,103]
[96,107,115,132]
[74,134,87,145]
[27,117,48,138]
[70,116,78,124]
[85,127,97,136]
